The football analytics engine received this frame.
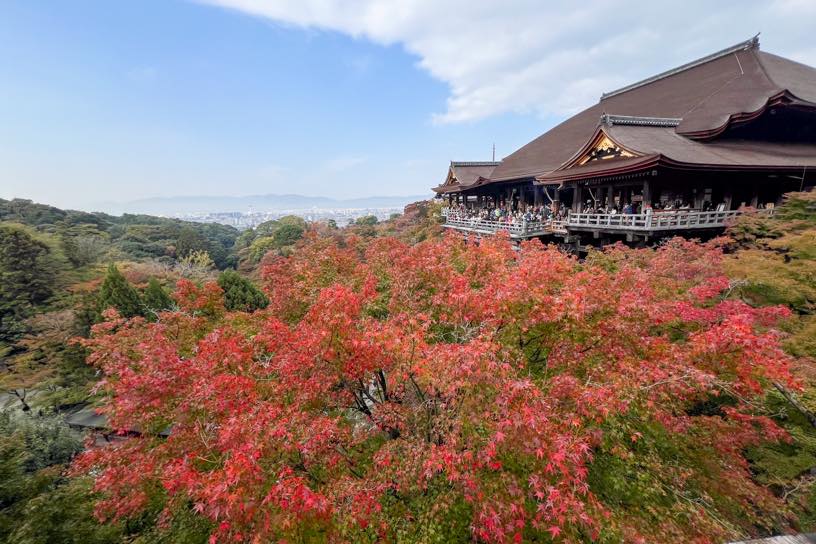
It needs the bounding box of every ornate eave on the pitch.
[677,91,816,140]
[557,123,644,172]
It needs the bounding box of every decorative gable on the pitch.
[442,167,459,188]
[576,133,635,166]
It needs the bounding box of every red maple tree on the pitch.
[74,233,798,543]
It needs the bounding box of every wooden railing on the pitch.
[443,216,554,238]
[442,208,773,237]
[565,209,752,231]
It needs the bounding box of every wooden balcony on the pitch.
[442,216,563,239]
[565,209,748,232]
[442,208,773,239]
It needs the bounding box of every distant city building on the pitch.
[169,207,403,229]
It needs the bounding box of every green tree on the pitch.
[217,270,269,312]
[0,225,55,345]
[355,215,378,226]
[9,476,123,544]
[234,229,257,250]
[142,278,173,318]
[246,237,277,263]
[0,412,122,543]
[271,223,304,247]
[724,192,816,526]
[175,227,209,260]
[98,264,143,318]
[61,235,107,267]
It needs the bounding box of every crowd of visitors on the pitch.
[444,197,753,231]
[584,199,736,213]
[444,204,569,227]
[582,200,644,214]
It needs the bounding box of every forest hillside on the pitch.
[0,194,815,543]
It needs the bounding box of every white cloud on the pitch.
[199,0,816,123]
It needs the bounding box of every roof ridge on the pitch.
[450,161,501,166]
[600,35,760,100]
[601,114,682,127]
[753,48,779,90]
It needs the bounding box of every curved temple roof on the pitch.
[433,161,499,193]
[483,36,816,185]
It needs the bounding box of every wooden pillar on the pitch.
[573,184,583,212]
[553,186,561,212]
[642,180,652,207]
[724,188,733,210]
[750,179,759,208]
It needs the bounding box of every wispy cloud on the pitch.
[199,0,815,124]
[325,155,367,172]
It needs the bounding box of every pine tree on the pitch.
[0,224,54,344]
[175,227,210,260]
[216,270,269,312]
[98,264,143,318]
[142,278,173,319]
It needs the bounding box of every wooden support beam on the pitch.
[573,185,583,212]
[724,189,733,211]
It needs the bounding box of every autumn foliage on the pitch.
[73,232,800,543]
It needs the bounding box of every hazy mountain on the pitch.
[97,193,431,215]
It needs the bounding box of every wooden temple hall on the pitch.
[434,37,816,244]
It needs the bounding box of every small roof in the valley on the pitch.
[728,534,816,544]
[65,406,108,429]
[487,35,816,184]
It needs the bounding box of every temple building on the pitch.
[435,36,816,245]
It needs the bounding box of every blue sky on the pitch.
[1,0,814,210]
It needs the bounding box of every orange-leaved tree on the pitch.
[73,233,798,543]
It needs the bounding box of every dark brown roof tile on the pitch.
[489,38,816,184]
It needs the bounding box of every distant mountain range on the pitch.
[98,193,431,215]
